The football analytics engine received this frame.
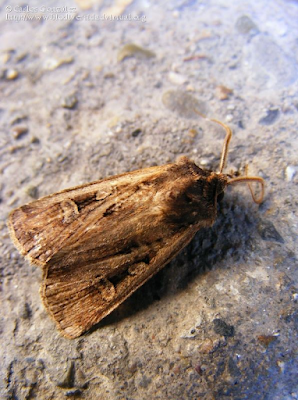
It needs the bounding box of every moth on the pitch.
[8,116,264,339]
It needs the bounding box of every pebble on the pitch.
[198,338,220,354]
[117,44,155,62]
[213,319,235,337]
[26,186,39,199]
[257,335,278,347]
[168,72,187,85]
[62,94,78,109]
[259,109,280,125]
[216,85,233,100]
[131,129,142,137]
[44,57,73,71]
[199,158,210,166]
[6,69,18,80]
[188,128,198,138]
[285,165,297,182]
[257,219,284,244]
[292,293,298,302]
[277,360,286,373]
[12,126,28,140]
[235,15,259,35]
[162,90,207,118]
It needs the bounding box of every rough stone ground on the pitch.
[1,0,298,399]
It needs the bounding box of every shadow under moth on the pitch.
[8,116,264,339]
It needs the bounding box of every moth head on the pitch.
[203,173,229,216]
[164,168,228,227]
[213,173,228,203]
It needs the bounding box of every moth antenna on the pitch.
[192,109,265,203]
[192,109,232,173]
[227,176,265,204]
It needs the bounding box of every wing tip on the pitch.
[7,209,27,257]
[7,208,46,268]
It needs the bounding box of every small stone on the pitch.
[199,338,220,353]
[216,85,233,100]
[31,136,40,144]
[76,369,88,389]
[131,129,142,137]
[168,72,187,85]
[235,15,259,35]
[44,56,74,71]
[183,54,210,62]
[12,125,28,139]
[285,165,297,182]
[257,335,278,347]
[6,69,18,80]
[16,52,27,62]
[57,361,75,389]
[9,145,21,154]
[188,129,198,138]
[62,94,78,109]
[258,219,284,243]
[259,109,280,125]
[277,360,285,373]
[181,327,198,339]
[213,318,235,337]
[26,185,39,199]
[21,302,32,319]
[292,293,298,302]
[104,72,115,79]
[162,90,207,119]
[117,44,155,62]
[199,158,210,166]
[194,364,203,375]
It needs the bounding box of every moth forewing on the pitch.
[8,163,174,266]
[41,223,201,339]
[8,156,228,338]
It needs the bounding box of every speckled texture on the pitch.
[1,1,298,399]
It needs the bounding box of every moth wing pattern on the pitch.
[8,164,170,267]
[42,224,199,338]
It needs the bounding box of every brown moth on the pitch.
[7,117,264,339]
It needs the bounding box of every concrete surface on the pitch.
[1,0,298,399]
